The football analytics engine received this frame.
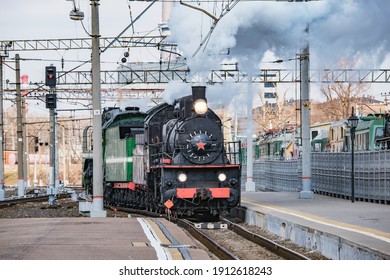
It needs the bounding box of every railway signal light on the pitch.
[45,66,56,87]
[34,137,39,153]
[46,93,57,109]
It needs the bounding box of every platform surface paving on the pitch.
[0,217,211,260]
[241,191,390,259]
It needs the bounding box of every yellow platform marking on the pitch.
[146,218,184,260]
[242,198,390,243]
[131,242,148,247]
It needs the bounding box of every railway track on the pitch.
[175,218,239,260]
[105,205,312,260]
[179,218,309,260]
[220,218,309,260]
[0,193,70,208]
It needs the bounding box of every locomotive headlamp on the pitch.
[178,173,187,183]
[194,99,208,115]
[218,173,227,182]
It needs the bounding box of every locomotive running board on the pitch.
[194,222,228,229]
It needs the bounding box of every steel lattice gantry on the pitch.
[0,36,173,51]
[212,69,390,84]
[2,37,389,85]
[57,69,189,85]
[8,68,388,102]
[55,68,390,86]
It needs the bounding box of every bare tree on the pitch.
[255,85,296,132]
[320,59,370,120]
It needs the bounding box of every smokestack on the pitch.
[192,86,207,102]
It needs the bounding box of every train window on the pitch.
[375,127,384,138]
[264,92,275,98]
[264,82,276,88]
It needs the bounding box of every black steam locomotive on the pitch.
[82,86,241,219]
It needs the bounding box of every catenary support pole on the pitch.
[0,56,5,200]
[299,26,314,199]
[90,0,106,217]
[48,103,56,205]
[23,104,28,189]
[16,54,25,197]
[245,75,256,192]
[54,109,60,193]
[62,126,67,186]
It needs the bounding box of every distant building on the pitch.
[263,82,277,105]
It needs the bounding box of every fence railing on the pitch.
[242,150,390,204]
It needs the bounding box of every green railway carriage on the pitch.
[101,107,147,199]
[81,126,93,194]
[104,127,136,182]
[241,114,389,161]
[312,130,329,152]
[350,115,386,151]
[317,115,388,152]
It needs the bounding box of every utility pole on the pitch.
[90,0,106,217]
[0,55,6,200]
[16,54,24,197]
[299,26,314,199]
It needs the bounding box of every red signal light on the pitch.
[45,66,56,87]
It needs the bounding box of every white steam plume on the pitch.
[165,0,390,107]
[169,0,390,72]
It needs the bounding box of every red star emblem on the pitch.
[196,140,206,150]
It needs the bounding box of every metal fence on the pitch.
[242,150,390,204]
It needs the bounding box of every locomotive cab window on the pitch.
[119,126,143,139]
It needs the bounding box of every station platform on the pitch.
[0,217,211,260]
[237,191,390,260]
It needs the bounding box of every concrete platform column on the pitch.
[299,27,314,200]
[90,197,106,218]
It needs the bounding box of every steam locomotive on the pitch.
[82,86,241,219]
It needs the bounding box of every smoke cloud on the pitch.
[164,0,390,107]
[169,0,390,72]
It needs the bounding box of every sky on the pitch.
[1,0,390,116]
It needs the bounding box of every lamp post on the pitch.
[347,108,359,203]
[68,0,106,217]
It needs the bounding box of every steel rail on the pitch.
[221,218,310,260]
[175,218,239,260]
